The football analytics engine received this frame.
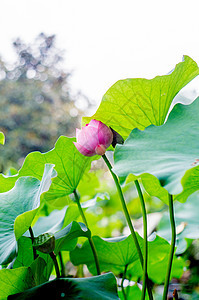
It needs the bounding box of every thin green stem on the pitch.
[73,189,101,275]
[88,238,101,274]
[135,180,147,300]
[102,154,153,300]
[58,252,65,277]
[29,226,37,260]
[102,155,143,263]
[163,194,176,300]
[49,252,61,278]
[121,265,128,300]
[74,189,88,227]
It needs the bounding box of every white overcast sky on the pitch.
[1,0,199,105]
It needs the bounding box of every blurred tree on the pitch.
[0,33,89,171]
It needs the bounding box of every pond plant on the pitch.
[0,56,199,299]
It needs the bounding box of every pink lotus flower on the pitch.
[74,119,113,156]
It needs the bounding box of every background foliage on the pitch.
[0,33,89,171]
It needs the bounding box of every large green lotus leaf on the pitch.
[13,236,54,281]
[0,267,33,299]
[8,273,119,300]
[13,238,48,286]
[13,237,34,269]
[0,132,5,145]
[61,205,79,228]
[128,251,184,284]
[15,165,56,240]
[151,255,184,284]
[126,173,169,204]
[83,56,199,138]
[0,164,55,265]
[70,234,181,279]
[157,192,199,254]
[77,171,100,199]
[70,235,139,275]
[24,207,68,237]
[0,136,95,207]
[112,233,183,284]
[38,252,54,281]
[113,98,199,201]
[54,221,91,253]
[0,257,46,299]
[34,203,79,231]
[81,192,110,209]
[28,257,47,286]
[23,206,79,254]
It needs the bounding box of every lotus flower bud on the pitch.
[33,233,55,254]
[74,119,113,157]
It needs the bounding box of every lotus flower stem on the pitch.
[163,194,176,300]
[29,226,37,260]
[102,154,153,300]
[102,154,142,258]
[134,180,148,300]
[73,189,101,275]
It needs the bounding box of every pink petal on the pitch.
[89,119,100,128]
[98,122,113,148]
[77,125,99,151]
[73,142,95,157]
